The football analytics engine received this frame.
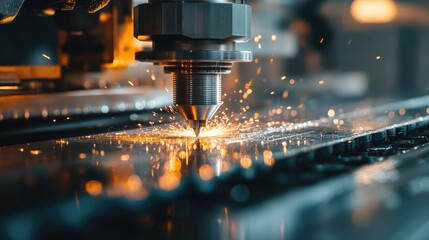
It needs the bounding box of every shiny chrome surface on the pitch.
[1,95,428,189]
[0,96,428,239]
[173,73,222,105]
[175,104,222,121]
[173,71,223,135]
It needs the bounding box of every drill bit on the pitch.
[189,120,206,137]
[174,72,222,137]
[193,127,201,137]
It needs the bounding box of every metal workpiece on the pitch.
[0,87,172,145]
[0,87,170,121]
[134,0,252,136]
[1,96,429,239]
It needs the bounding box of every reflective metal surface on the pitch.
[0,95,428,239]
[0,87,170,121]
[235,143,429,240]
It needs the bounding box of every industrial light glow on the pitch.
[351,0,397,24]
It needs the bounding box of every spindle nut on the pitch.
[134,2,251,41]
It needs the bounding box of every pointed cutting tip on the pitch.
[189,120,206,137]
[193,127,201,137]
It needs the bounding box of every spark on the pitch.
[319,80,325,85]
[320,38,324,44]
[120,154,130,161]
[128,81,134,86]
[30,150,42,155]
[376,55,381,60]
[42,54,51,60]
[271,35,277,41]
[281,76,286,80]
[0,86,19,90]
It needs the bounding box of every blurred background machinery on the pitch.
[0,0,151,93]
[1,0,428,98]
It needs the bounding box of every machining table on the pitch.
[0,95,429,239]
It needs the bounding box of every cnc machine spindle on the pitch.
[134,0,252,136]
